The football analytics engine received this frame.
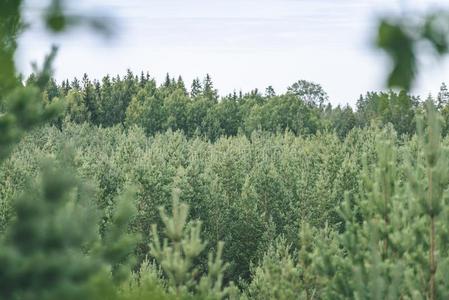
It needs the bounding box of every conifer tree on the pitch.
[71,77,81,90]
[164,73,172,88]
[0,160,140,300]
[82,73,98,123]
[177,75,187,95]
[191,78,202,98]
[149,187,237,299]
[61,79,71,95]
[203,74,218,102]
[437,82,449,110]
[0,2,145,299]
[139,71,148,87]
[46,77,60,101]
[66,89,90,123]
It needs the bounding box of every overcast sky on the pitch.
[16,0,449,106]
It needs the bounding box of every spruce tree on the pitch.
[203,74,218,102]
[437,82,449,110]
[82,73,97,123]
[191,78,202,98]
[177,75,187,95]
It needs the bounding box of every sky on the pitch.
[16,0,449,106]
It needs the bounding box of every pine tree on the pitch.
[149,185,237,299]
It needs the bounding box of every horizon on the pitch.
[17,0,449,106]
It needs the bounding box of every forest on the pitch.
[3,0,449,299]
[35,70,445,140]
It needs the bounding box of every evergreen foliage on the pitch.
[4,1,449,299]
[37,70,438,140]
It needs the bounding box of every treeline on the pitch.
[32,71,449,139]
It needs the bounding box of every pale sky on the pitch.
[17,0,449,106]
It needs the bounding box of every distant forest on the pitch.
[31,71,449,140]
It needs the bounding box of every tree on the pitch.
[46,77,60,101]
[163,88,189,132]
[0,2,143,299]
[71,77,81,90]
[0,163,139,299]
[287,80,329,107]
[265,85,276,98]
[203,74,218,102]
[163,73,171,88]
[82,73,98,123]
[0,0,22,95]
[356,90,418,136]
[330,105,356,139]
[437,82,449,110]
[61,79,71,95]
[66,89,90,123]
[125,86,164,135]
[190,78,202,98]
[176,75,187,95]
[244,94,321,135]
[139,71,150,87]
[149,187,237,299]
[208,96,242,138]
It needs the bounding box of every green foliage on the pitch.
[243,103,449,300]
[120,259,174,300]
[65,89,90,123]
[44,0,113,36]
[246,237,303,300]
[287,80,329,107]
[246,224,338,300]
[0,66,62,161]
[0,159,140,300]
[37,68,438,141]
[2,121,374,284]
[0,163,96,300]
[125,83,164,135]
[356,90,418,136]
[0,1,162,299]
[377,12,449,91]
[0,0,22,95]
[5,1,449,299]
[150,188,236,299]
